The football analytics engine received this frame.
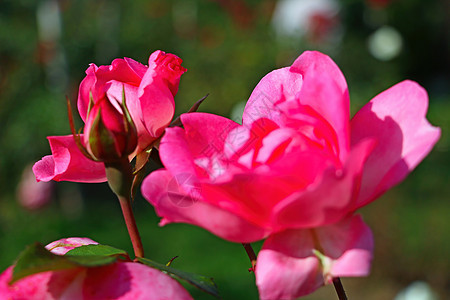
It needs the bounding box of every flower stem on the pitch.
[105,159,145,259]
[242,243,257,272]
[332,277,348,300]
[118,195,145,258]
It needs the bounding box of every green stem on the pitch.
[118,195,145,258]
[333,277,348,300]
[242,243,257,272]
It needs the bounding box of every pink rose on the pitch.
[33,50,186,182]
[141,51,440,298]
[0,238,192,300]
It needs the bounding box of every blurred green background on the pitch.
[0,0,448,299]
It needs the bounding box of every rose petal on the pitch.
[33,135,106,183]
[351,80,441,209]
[138,51,186,138]
[255,229,323,300]
[243,66,302,126]
[141,170,269,242]
[82,262,192,300]
[45,237,99,256]
[243,51,350,162]
[77,64,99,122]
[272,138,375,230]
[256,215,373,299]
[316,215,374,278]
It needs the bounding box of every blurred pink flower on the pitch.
[141,51,440,298]
[33,50,186,183]
[17,164,54,210]
[0,237,192,300]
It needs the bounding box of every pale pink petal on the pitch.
[271,139,375,230]
[351,80,441,209]
[243,66,302,126]
[33,135,106,183]
[255,229,323,299]
[45,237,99,255]
[316,215,374,278]
[81,262,192,300]
[255,215,373,299]
[141,170,269,243]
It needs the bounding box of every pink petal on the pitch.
[82,262,192,300]
[201,171,297,229]
[45,237,99,255]
[77,57,147,122]
[295,63,350,161]
[351,80,441,209]
[316,215,373,278]
[33,135,106,183]
[180,112,240,160]
[243,66,302,126]
[0,266,83,300]
[141,170,270,243]
[138,76,175,138]
[271,138,376,230]
[159,127,199,179]
[138,51,186,138]
[77,64,99,122]
[243,51,350,161]
[159,113,240,182]
[255,229,323,299]
[255,215,373,299]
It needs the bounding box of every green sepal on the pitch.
[86,91,95,118]
[88,107,119,160]
[137,257,220,298]
[121,87,137,138]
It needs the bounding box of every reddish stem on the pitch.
[242,243,257,272]
[333,277,348,300]
[118,195,145,258]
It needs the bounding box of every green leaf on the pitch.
[66,244,128,257]
[11,243,127,284]
[12,243,76,284]
[137,257,220,298]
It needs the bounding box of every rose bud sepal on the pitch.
[85,92,138,163]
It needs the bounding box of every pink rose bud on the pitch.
[33,50,186,183]
[83,94,138,163]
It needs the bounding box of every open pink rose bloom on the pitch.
[0,238,192,300]
[141,51,440,298]
[33,50,186,183]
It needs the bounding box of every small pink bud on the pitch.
[83,94,137,163]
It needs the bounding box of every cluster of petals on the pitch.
[0,238,192,300]
[141,51,440,298]
[33,50,186,183]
